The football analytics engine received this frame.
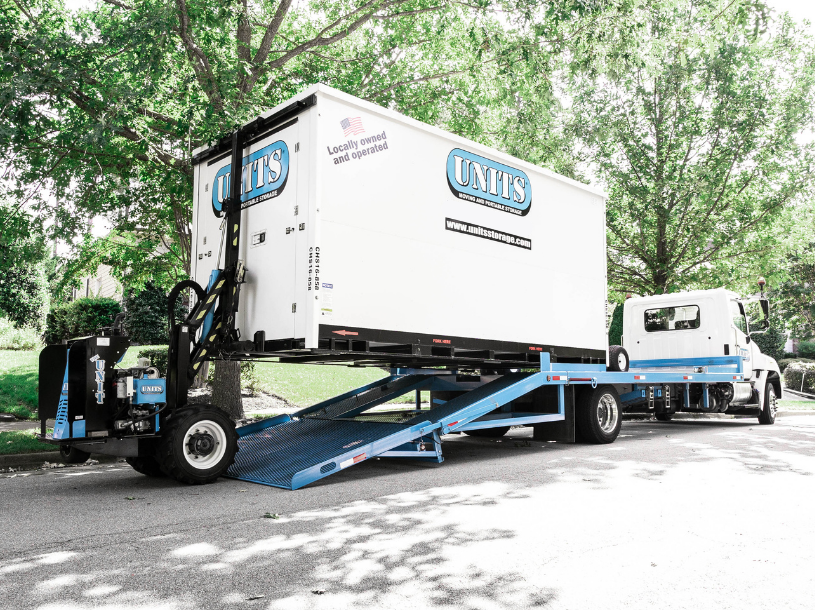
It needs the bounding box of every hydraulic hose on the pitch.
[167,279,206,335]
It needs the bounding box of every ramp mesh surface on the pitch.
[227,418,408,489]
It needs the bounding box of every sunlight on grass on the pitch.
[0,350,39,419]
[0,429,57,455]
[252,362,413,407]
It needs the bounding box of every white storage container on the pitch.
[191,84,607,364]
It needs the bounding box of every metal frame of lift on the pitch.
[226,352,749,489]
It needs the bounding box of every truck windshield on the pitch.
[644,305,700,332]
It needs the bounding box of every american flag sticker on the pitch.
[341,117,364,137]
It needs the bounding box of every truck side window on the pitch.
[644,305,700,332]
[730,301,747,334]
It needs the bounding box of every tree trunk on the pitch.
[211,360,244,420]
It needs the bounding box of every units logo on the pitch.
[212,140,289,216]
[446,148,532,216]
[140,385,164,394]
[94,359,105,405]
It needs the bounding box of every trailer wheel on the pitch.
[758,383,777,425]
[464,426,511,438]
[655,413,673,422]
[126,456,166,477]
[59,445,91,464]
[576,385,622,444]
[157,406,238,484]
[608,346,629,372]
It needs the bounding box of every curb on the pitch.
[0,452,120,471]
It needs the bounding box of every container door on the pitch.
[237,121,299,341]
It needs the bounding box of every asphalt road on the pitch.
[2,416,814,610]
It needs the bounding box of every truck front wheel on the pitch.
[157,406,238,484]
[576,386,622,443]
[758,383,778,425]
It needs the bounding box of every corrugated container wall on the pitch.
[192,85,608,361]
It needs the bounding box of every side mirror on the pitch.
[760,298,769,319]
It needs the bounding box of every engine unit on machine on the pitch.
[39,337,167,440]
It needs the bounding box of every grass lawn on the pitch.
[778,398,815,410]
[252,362,399,407]
[0,350,39,419]
[0,429,57,455]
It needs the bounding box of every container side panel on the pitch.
[314,96,606,352]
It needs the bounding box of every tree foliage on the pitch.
[1,0,597,292]
[0,201,49,329]
[123,282,184,344]
[772,242,815,340]
[571,0,815,296]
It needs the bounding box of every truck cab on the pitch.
[620,287,781,420]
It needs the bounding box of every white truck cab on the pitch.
[619,286,781,421]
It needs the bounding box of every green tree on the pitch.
[123,282,185,344]
[571,0,815,296]
[0,202,49,329]
[772,242,815,340]
[608,302,624,346]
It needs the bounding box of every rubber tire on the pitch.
[758,382,777,425]
[463,426,511,438]
[59,445,91,464]
[126,456,166,477]
[655,413,674,422]
[576,385,623,444]
[608,346,629,372]
[157,405,238,484]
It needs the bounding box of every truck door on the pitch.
[730,300,753,379]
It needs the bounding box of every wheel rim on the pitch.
[617,352,627,371]
[182,420,227,470]
[597,393,619,433]
[767,387,778,418]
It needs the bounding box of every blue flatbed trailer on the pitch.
[227,353,752,489]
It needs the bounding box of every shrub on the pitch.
[0,317,43,350]
[123,283,183,345]
[783,362,815,393]
[43,298,121,344]
[136,347,169,375]
[777,358,815,373]
[0,263,49,331]
[797,341,815,359]
[750,321,786,362]
[608,302,624,346]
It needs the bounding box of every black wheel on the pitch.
[126,456,166,477]
[576,385,622,444]
[157,405,238,484]
[758,382,778,425]
[608,346,629,372]
[59,445,91,464]
[463,426,511,438]
[655,413,673,422]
